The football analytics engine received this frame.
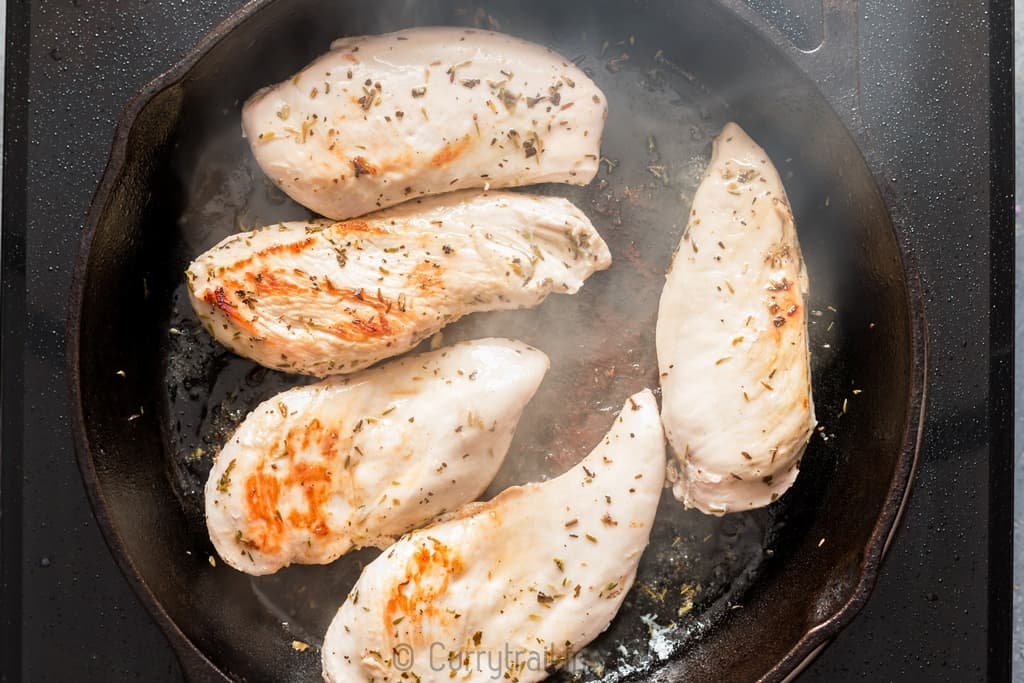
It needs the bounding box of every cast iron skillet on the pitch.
[68,1,926,681]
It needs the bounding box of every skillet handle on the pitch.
[717,0,862,129]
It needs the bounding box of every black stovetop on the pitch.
[0,1,1012,681]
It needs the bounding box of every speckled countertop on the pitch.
[1013,1,1022,679]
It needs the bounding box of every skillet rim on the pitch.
[66,2,269,679]
[64,1,928,680]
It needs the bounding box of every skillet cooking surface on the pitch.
[70,1,922,681]
[163,20,829,678]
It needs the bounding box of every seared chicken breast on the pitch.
[205,339,548,576]
[242,26,607,220]
[186,190,610,376]
[657,123,816,515]
[321,390,665,683]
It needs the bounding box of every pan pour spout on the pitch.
[657,122,816,515]
[321,390,665,683]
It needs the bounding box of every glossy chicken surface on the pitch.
[186,190,610,376]
[321,390,665,682]
[243,26,607,220]
[657,123,816,515]
[205,339,549,575]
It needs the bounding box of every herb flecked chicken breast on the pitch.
[657,122,816,515]
[242,26,608,220]
[186,190,610,376]
[321,390,665,683]
[205,339,548,576]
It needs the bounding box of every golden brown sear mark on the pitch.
[430,136,471,167]
[352,156,379,177]
[383,538,465,640]
[244,470,284,554]
[244,459,335,553]
[203,287,258,335]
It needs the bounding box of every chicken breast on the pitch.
[205,338,548,576]
[321,390,665,683]
[657,122,816,515]
[242,26,607,220]
[186,190,610,376]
